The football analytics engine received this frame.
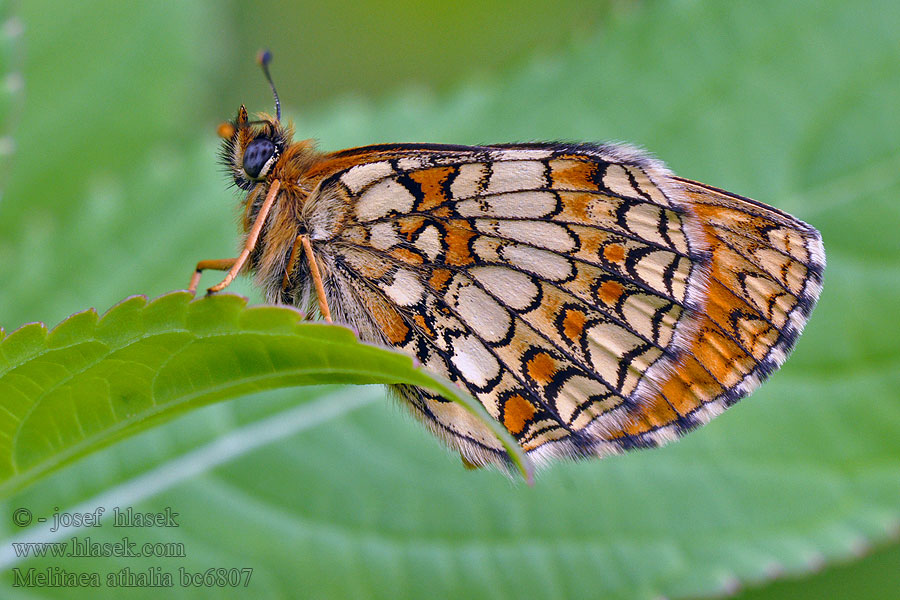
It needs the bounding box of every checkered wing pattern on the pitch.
[303,142,824,468]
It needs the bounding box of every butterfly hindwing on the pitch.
[599,179,825,448]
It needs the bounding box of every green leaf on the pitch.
[0,292,532,494]
[0,0,898,599]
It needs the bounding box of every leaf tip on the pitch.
[46,307,101,347]
[248,300,306,321]
[68,307,99,322]
[8,321,48,338]
[192,291,249,308]
[184,292,251,331]
[239,303,306,333]
[519,461,535,486]
[99,294,149,320]
[151,289,195,304]
[144,291,192,315]
[94,296,151,340]
[0,321,49,363]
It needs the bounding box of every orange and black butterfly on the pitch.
[189,53,824,471]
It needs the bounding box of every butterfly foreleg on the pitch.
[188,258,237,294]
[206,179,282,295]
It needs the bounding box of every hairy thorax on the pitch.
[243,141,354,311]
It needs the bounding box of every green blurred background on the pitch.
[1,0,898,598]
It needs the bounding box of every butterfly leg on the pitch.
[188,258,236,294]
[300,234,333,323]
[207,179,282,294]
[280,234,305,291]
[280,233,332,322]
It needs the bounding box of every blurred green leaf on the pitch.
[0,0,227,329]
[0,0,898,599]
[0,0,22,199]
[0,292,532,494]
[733,541,900,600]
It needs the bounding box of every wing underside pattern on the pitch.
[302,143,823,468]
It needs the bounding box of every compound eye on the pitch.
[242,137,277,179]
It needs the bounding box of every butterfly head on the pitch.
[218,106,291,190]
[218,50,294,191]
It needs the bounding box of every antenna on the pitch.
[257,49,281,121]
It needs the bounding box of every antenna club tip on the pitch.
[256,50,281,121]
[217,122,236,139]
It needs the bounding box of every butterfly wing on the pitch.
[302,143,824,469]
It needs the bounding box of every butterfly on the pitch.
[189,52,825,472]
